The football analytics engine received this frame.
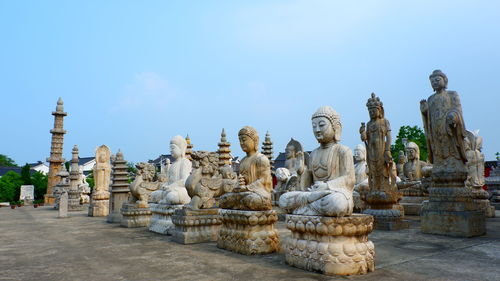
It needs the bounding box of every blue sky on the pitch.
[1,0,499,165]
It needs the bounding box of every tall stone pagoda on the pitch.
[217,128,231,167]
[107,150,130,223]
[261,131,274,168]
[185,135,193,161]
[45,97,68,204]
[68,145,84,211]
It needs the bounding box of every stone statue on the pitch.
[397,142,431,192]
[360,93,406,230]
[279,106,355,217]
[420,70,485,237]
[219,126,273,211]
[88,145,111,217]
[353,144,368,212]
[78,167,90,204]
[396,151,406,178]
[128,162,160,208]
[465,130,495,217]
[185,151,236,209]
[150,136,192,205]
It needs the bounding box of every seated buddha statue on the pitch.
[219,126,273,211]
[397,141,431,196]
[279,106,355,217]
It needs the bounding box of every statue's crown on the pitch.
[366,93,383,109]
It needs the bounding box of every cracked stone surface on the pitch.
[0,206,499,281]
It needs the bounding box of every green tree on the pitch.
[31,171,48,200]
[127,161,137,183]
[21,164,32,185]
[0,154,17,167]
[391,125,428,162]
[0,171,23,203]
[86,170,94,193]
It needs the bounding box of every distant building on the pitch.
[29,161,49,174]
[78,157,96,175]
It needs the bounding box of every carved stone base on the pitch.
[363,208,408,230]
[149,203,183,235]
[474,200,495,218]
[171,208,222,244]
[120,203,152,228]
[400,196,427,216]
[88,200,109,217]
[68,190,83,211]
[283,214,375,276]
[217,209,279,255]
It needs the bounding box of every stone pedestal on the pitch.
[120,203,152,228]
[149,203,183,235]
[217,209,279,255]
[421,187,486,237]
[363,191,409,230]
[58,192,68,218]
[400,196,427,216]
[68,190,83,211]
[471,189,495,218]
[283,214,375,276]
[107,192,129,223]
[171,208,222,244]
[88,198,109,217]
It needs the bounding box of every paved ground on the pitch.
[0,206,499,281]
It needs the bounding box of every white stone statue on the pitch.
[78,166,90,204]
[279,106,355,217]
[150,135,192,205]
[465,130,485,189]
[92,145,111,199]
[354,144,368,189]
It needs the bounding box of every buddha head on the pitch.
[285,138,303,160]
[405,142,420,161]
[312,106,342,144]
[238,126,259,154]
[354,144,366,162]
[366,93,384,120]
[398,150,407,164]
[170,135,187,160]
[429,69,448,92]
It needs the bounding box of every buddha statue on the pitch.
[150,136,192,205]
[354,144,368,188]
[93,145,111,199]
[465,130,485,190]
[397,142,431,196]
[279,106,355,217]
[396,151,406,178]
[219,126,273,211]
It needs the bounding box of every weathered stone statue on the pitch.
[465,130,495,217]
[217,126,279,255]
[420,70,485,237]
[280,106,375,276]
[396,142,432,215]
[396,151,407,178]
[360,93,406,230]
[88,145,111,217]
[353,144,368,212]
[78,167,90,204]
[171,151,236,244]
[121,162,160,227]
[149,136,192,235]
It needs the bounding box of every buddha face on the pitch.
[406,147,417,161]
[239,134,256,154]
[430,75,446,92]
[368,107,380,120]
[285,145,296,159]
[354,148,365,162]
[312,117,335,144]
[170,143,182,159]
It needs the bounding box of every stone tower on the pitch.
[261,131,274,167]
[217,128,231,167]
[45,97,67,204]
[107,150,130,223]
[68,145,84,211]
[186,135,193,161]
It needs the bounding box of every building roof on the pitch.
[0,166,36,177]
[78,157,95,166]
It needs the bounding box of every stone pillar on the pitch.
[107,150,130,223]
[58,191,68,218]
[68,145,84,211]
[88,145,111,217]
[45,97,67,204]
[283,214,375,276]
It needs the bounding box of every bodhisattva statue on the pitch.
[93,145,111,199]
[279,106,355,217]
[128,162,160,208]
[185,151,236,209]
[150,135,192,205]
[219,126,273,210]
[420,69,485,236]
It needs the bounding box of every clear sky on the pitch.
[1,0,499,165]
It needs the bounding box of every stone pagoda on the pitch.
[53,165,70,210]
[68,145,84,211]
[217,128,231,167]
[185,135,193,161]
[107,150,130,223]
[261,131,274,168]
[45,97,67,204]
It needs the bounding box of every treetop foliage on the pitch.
[391,125,428,162]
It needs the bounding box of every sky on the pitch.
[1,0,500,165]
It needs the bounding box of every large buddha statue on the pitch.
[279,106,355,217]
[219,126,273,211]
[150,135,192,205]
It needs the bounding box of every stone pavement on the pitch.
[0,206,499,281]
